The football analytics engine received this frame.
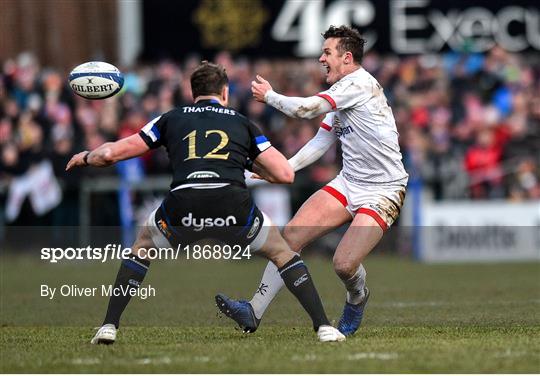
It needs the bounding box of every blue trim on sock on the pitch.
[278,260,305,275]
[122,259,148,275]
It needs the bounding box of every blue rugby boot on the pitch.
[337,287,370,336]
[215,293,260,333]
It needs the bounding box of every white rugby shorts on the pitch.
[322,173,406,231]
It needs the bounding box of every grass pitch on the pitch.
[1,255,539,373]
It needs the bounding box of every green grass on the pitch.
[1,255,539,373]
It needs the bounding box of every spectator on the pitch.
[464,128,504,199]
[1,49,539,225]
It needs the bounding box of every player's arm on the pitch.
[252,147,295,184]
[252,75,332,119]
[65,134,149,171]
[288,127,337,172]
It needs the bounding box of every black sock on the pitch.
[278,255,330,331]
[103,254,150,328]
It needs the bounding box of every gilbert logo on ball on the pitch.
[69,61,124,100]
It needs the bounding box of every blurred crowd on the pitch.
[1,48,539,225]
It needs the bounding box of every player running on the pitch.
[216,26,408,336]
[66,62,345,344]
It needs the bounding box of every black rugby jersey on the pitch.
[138,99,271,188]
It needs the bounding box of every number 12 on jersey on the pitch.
[183,129,230,161]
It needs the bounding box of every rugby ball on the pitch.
[69,61,124,100]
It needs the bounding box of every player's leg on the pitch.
[283,188,353,252]
[333,213,383,336]
[102,226,154,326]
[248,188,352,321]
[217,209,344,341]
[92,211,162,345]
[334,212,383,295]
[256,221,344,341]
[335,186,406,336]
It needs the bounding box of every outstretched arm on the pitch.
[252,75,332,119]
[288,127,337,172]
[66,134,150,171]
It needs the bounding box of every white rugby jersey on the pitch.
[317,67,408,185]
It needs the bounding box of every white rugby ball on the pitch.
[69,61,124,100]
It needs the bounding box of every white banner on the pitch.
[418,201,540,263]
[6,160,62,222]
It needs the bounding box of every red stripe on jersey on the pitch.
[316,93,337,109]
[357,208,388,231]
[320,122,332,131]
[322,186,348,207]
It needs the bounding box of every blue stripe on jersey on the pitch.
[254,135,268,144]
[151,125,160,140]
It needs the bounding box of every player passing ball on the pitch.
[217,25,408,336]
[67,62,345,343]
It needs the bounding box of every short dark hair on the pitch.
[190,61,228,99]
[322,25,366,64]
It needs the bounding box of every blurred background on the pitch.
[1,0,539,262]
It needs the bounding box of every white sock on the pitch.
[249,261,284,319]
[344,264,367,305]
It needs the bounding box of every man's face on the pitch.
[319,38,347,85]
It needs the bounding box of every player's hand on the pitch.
[251,75,273,103]
[251,169,278,183]
[251,163,272,182]
[250,173,264,180]
[66,151,89,171]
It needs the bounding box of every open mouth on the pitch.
[323,65,330,74]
